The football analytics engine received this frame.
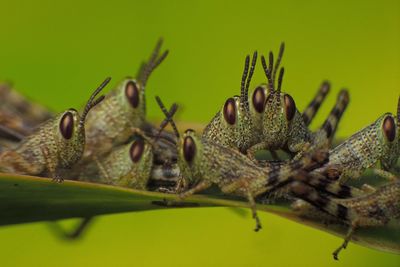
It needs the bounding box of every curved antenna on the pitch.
[156,103,178,140]
[244,51,257,105]
[272,42,285,86]
[261,55,274,92]
[268,51,274,78]
[397,96,400,125]
[79,77,110,128]
[240,55,250,105]
[155,96,180,139]
[277,68,285,92]
[138,38,169,88]
[261,42,286,91]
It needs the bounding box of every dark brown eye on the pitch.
[284,94,296,121]
[383,116,396,142]
[223,98,236,125]
[183,136,196,163]
[59,112,74,140]
[252,86,266,113]
[125,81,140,108]
[130,139,145,162]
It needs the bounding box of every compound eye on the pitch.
[252,86,266,113]
[183,136,196,163]
[223,98,236,125]
[383,116,396,142]
[284,94,296,121]
[130,139,145,162]
[125,81,140,108]
[59,111,74,140]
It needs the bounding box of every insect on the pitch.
[248,43,349,158]
[202,44,349,161]
[290,179,400,260]
[0,82,52,133]
[313,96,400,183]
[78,103,180,191]
[156,96,328,231]
[0,78,110,182]
[83,39,170,159]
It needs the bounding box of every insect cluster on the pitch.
[0,40,399,260]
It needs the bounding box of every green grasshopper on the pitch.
[78,103,180,191]
[156,96,328,231]
[83,39,170,159]
[312,96,400,183]
[250,43,349,157]
[0,78,110,182]
[202,44,349,161]
[290,179,400,260]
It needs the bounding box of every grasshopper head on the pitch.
[203,52,258,152]
[119,138,154,189]
[116,78,147,126]
[57,78,109,168]
[378,97,400,170]
[259,43,298,147]
[178,129,205,185]
[119,39,169,127]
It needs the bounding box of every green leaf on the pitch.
[0,173,399,255]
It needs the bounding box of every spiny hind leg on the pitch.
[247,190,262,232]
[333,223,357,260]
[302,81,330,126]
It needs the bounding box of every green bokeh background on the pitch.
[0,0,399,266]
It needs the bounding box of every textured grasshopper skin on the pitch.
[314,97,400,183]
[157,96,327,231]
[203,44,349,160]
[202,52,259,154]
[290,180,400,260]
[83,39,169,159]
[0,78,109,181]
[78,103,180,190]
[79,139,154,190]
[251,44,350,156]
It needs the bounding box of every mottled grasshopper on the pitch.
[0,82,52,134]
[83,39,170,159]
[202,44,349,161]
[156,96,328,231]
[290,179,400,260]
[313,96,400,183]
[0,78,110,181]
[77,103,179,191]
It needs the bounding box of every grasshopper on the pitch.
[78,103,180,191]
[313,96,400,183]
[83,39,170,159]
[249,43,349,157]
[0,78,109,181]
[0,82,52,133]
[156,96,328,231]
[290,179,400,260]
[202,44,349,161]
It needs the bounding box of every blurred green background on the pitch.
[0,0,399,266]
